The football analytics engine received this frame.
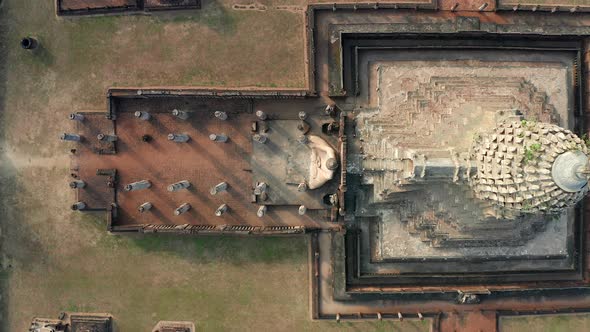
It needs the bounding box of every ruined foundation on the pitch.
[56,0,201,16]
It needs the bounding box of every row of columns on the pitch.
[253,182,307,217]
[253,109,312,195]
[71,178,87,210]
[124,180,229,193]
[123,179,231,216]
[253,110,270,144]
[254,204,307,217]
[65,104,336,144]
[129,202,230,217]
[70,178,304,216]
[254,107,326,215]
[67,109,232,124]
[252,107,330,146]
[72,199,308,217]
[70,178,309,217]
[61,111,232,143]
[63,133,230,143]
[62,113,85,142]
[61,133,119,142]
[62,132,232,144]
[134,109,229,121]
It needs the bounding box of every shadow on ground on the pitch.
[80,210,307,265]
[0,2,11,328]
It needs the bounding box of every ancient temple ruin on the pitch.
[60,2,590,327]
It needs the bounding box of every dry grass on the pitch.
[500,314,590,332]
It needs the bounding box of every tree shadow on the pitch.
[0,4,56,329]
[27,41,55,67]
[81,211,308,267]
[126,232,308,265]
[0,4,11,330]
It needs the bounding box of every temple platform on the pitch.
[69,94,343,233]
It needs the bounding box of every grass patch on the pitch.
[130,234,306,264]
[581,133,590,148]
[523,142,542,164]
[501,314,590,332]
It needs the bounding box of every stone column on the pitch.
[257,205,267,217]
[210,182,228,195]
[168,180,191,192]
[97,134,118,142]
[174,203,191,216]
[297,183,307,192]
[209,134,228,143]
[71,202,86,210]
[124,180,151,191]
[297,135,308,144]
[215,204,228,216]
[172,109,190,120]
[138,202,152,213]
[135,111,151,121]
[254,182,267,195]
[69,180,86,189]
[214,111,228,120]
[253,134,267,144]
[69,113,84,121]
[298,205,307,215]
[255,110,267,120]
[60,133,81,142]
[325,104,336,116]
[168,133,190,143]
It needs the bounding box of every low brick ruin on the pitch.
[56,0,200,16]
[29,312,112,332]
